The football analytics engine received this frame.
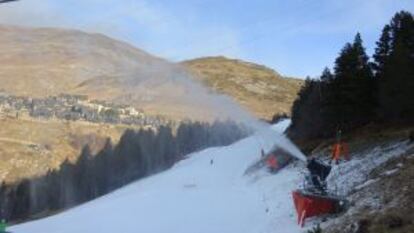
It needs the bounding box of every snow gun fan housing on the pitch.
[243,147,293,176]
[292,159,347,227]
[265,148,292,173]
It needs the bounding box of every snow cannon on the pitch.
[265,148,292,173]
[292,158,346,227]
[244,147,293,175]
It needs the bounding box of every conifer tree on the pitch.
[290,78,325,139]
[320,67,334,83]
[377,11,414,121]
[373,25,392,75]
[330,33,374,131]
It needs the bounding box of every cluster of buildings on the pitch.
[0,93,166,127]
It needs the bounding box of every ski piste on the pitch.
[11,120,305,233]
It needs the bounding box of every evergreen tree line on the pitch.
[0,120,248,222]
[288,11,414,140]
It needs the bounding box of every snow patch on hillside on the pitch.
[327,140,412,196]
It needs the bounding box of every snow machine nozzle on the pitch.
[306,158,332,193]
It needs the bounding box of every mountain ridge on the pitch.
[0,24,302,120]
[182,56,302,119]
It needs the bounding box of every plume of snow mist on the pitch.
[107,62,269,132]
[256,120,307,162]
[0,22,266,131]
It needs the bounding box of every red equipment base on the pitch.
[292,190,339,227]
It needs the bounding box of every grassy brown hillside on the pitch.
[0,25,302,120]
[0,25,215,120]
[0,116,132,183]
[182,56,303,120]
[0,25,165,97]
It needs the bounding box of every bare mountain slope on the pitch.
[182,56,303,120]
[0,25,301,120]
[0,25,208,119]
[0,25,166,97]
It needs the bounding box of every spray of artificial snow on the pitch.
[273,133,307,162]
[256,120,307,162]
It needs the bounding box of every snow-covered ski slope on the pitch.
[12,120,303,233]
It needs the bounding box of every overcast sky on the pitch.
[0,0,413,78]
